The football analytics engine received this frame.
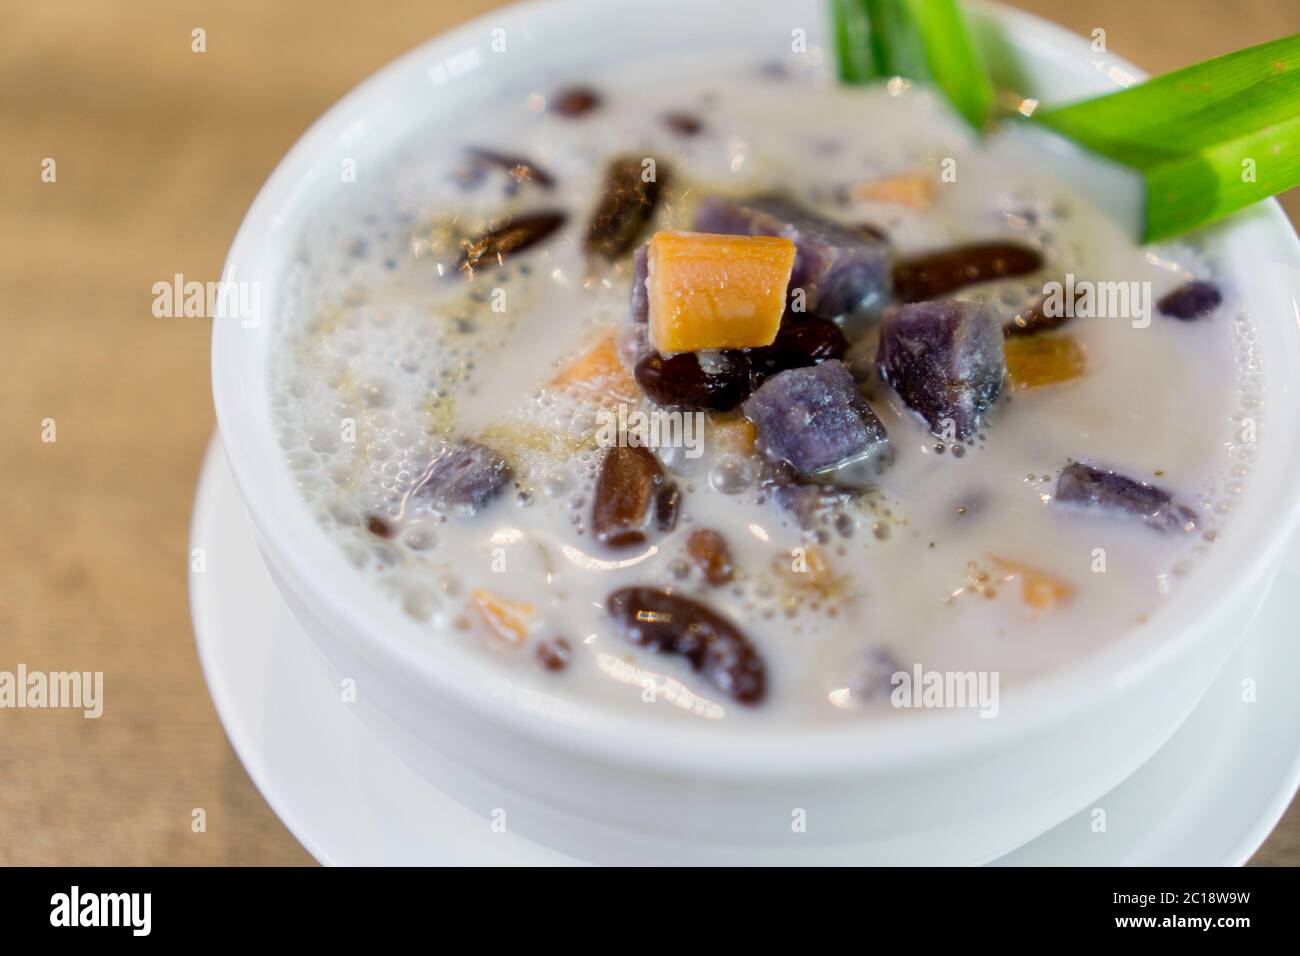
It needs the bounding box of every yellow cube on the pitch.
[647,231,796,353]
[1005,333,1086,391]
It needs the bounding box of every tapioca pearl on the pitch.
[329,500,362,526]
[658,442,707,477]
[341,542,370,569]
[277,427,303,450]
[296,473,333,497]
[401,584,439,621]
[401,524,437,551]
[709,456,755,494]
[307,428,340,454]
[287,449,318,470]
[357,378,394,409]
[542,470,572,498]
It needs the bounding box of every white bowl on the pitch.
[211,0,1300,863]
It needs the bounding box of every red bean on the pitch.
[687,529,734,585]
[606,587,765,703]
[892,242,1043,303]
[592,445,665,547]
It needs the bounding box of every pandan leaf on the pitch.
[831,0,875,84]
[831,0,994,130]
[1031,34,1300,241]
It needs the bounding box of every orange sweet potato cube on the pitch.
[710,416,757,456]
[1005,333,1086,391]
[852,173,934,209]
[549,332,639,404]
[470,589,534,645]
[991,557,1073,610]
[647,231,796,353]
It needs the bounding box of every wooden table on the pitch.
[1,0,1295,866]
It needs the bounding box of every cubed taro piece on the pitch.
[413,439,512,517]
[1157,280,1221,320]
[1053,461,1197,533]
[629,242,650,322]
[876,299,1005,440]
[743,359,889,476]
[694,194,890,317]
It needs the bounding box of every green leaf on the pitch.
[830,0,875,84]
[831,0,994,130]
[1031,34,1300,242]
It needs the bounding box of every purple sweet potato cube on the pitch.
[876,299,1005,440]
[743,359,889,476]
[694,194,890,317]
[1053,461,1197,533]
[629,242,649,323]
[413,439,513,517]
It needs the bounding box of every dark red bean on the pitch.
[466,147,556,189]
[592,445,665,547]
[687,529,734,586]
[663,112,704,136]
[606,587,766,704]
[634,350,750,411]
[1004,291,1072,337]
[892,242,1043,303]
[585,156,668,260]
[1157,280,1221,320]
[655,483,681,533]
[365,515,393,538]
[747,315,848,385]
[458,211,567,274]
[551,86,601,117]
[536,638,572,672]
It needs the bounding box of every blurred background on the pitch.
[1,0,1296,865]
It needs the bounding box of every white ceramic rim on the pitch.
[212,0,1300,778]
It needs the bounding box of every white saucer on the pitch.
[190,439,1300,865]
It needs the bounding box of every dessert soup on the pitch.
[267,50,1261,725]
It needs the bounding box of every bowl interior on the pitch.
[212,0,1300,774]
